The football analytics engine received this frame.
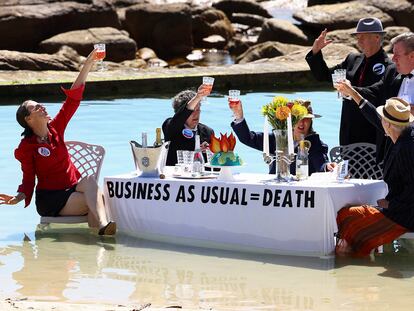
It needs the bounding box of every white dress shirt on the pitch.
[397,69,414,105]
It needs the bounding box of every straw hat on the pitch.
[376,97,414,126]
[352,17,386,35]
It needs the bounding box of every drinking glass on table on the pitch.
[228,89,241,118]
[94,43,106,71]
[201,76,214,104]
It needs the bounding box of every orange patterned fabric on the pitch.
[336,205,408,257]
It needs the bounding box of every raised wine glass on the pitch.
[94,43,106,71]
[201,76,214,104]
[228,89,241,118]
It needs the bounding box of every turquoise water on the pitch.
[6,90,414,309]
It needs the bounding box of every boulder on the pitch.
[230,13,266,27]
[236,41,305,64]
[124,3,193,59]
[363,0,414,31]
[202,35,227,49]
[307,0,348,5]
[0,48,80,71]
[268,43,358,70]
[136,47,157,61]
[258,19,309,45]
[293,1,394,32]
[39,27,137,62]
[213,0,271,19]
[192,8,234,47]
[0,0,120,51]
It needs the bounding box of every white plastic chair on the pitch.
[329,143,383,180]
[40,141,105,225]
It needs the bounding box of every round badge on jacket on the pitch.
[372,63,385,75]
[182,128,194,139]
[38,147,50,157]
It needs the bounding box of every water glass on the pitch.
[94,43,106,71]
[332,69,351,99]
[202,76,214,104]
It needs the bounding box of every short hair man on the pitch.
[162,84,214,166]
[306,17,392,148]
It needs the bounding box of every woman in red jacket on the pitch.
[0,49,116,235]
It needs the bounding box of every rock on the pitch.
[236,41,306,64]
[294,1,394,32]
[363,0,414,31]
[147,58,168,68]
[136,47,157,61]
[192,8,235,47]
[228,36,255,55]
[124,3,193,59]
[308,0,347,5]
[258,19,309,45]
[213,0,272,19]
[120,58,147,69]
[230,13,266,27]
[0,0,120,51]
[384,26,411,45]
[202,35,227,49]
[0,49,80,71]
[39,27,137,62]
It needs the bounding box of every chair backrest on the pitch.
[329,143,383,180]
[66,141,105,181]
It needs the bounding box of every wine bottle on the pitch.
[141,132,148,148]
[154,128,162,147]
[193,134,204,174]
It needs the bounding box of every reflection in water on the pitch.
[2,226,414,309]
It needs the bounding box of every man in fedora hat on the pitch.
[306,17,392,148]
[332,94,414,256]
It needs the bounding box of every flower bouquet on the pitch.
[262,96,308,130]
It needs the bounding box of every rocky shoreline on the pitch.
[0,0,413,99]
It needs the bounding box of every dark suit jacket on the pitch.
[231,119,329,175]
[356,64,401,162]
[382,126,414,231]
[306,49,392,146]
[162,107,214,166]
[358,100,414,230]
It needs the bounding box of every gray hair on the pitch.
[172,90,196,113]
[391,32,414,52]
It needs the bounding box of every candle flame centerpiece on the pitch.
[209,133,243,166]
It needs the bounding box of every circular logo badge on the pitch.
[141,156,150,167]
[372,63,385,75]
[38,147,50,157]
[182,128,194,139]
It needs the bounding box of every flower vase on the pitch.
[273,129,291,182]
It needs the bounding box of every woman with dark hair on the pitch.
[0,49,116,236]
[229,99,335,175]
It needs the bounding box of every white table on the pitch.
[103,172,387,257]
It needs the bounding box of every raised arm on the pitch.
[71,49,98,89]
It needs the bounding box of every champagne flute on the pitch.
[201,76,214,104]
[94,43,106,71]
[228,89,241,118]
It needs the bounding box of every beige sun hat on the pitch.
[300,100,321,119]
[376,97,414,126]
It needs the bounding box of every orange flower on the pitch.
[275,106,290,121]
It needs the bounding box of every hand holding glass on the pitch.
[94,43,106,71]
[201,76,214,104]
[228,89,241,118]
[332,69,351,99]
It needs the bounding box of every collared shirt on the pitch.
[398,69,414,105]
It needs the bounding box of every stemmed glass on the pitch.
[228,89,241,118]
[201,76,214,104]
[94,43,106,71]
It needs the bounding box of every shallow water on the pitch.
[1,90,414,309]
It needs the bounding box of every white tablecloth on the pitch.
[103,172,388,257]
